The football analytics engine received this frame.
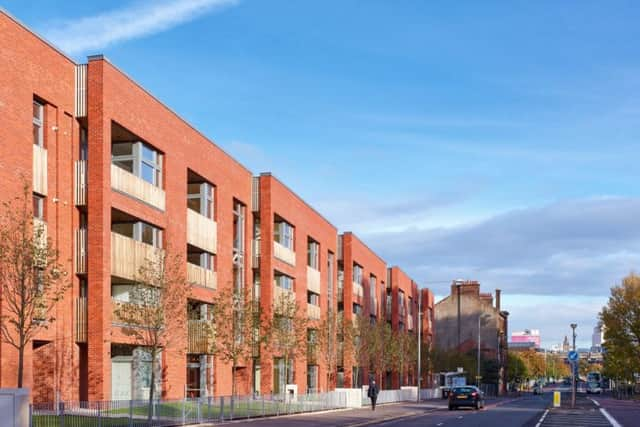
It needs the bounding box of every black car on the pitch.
[448,386,485,410]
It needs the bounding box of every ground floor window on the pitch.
[111,344,162,401]
[186,354,213,398]
[307,365,318,393]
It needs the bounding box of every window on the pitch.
[408,297,413,315]
[112,221,162,248]
[307,291,320,306]
[112,141,163,187]
[187,250,215,271]
[274,217,294,250]
[80,127,88,160]
[353,263,363,285]
[33,194,44,220]
[274,271,293,291]
[307,238,320,270]
[187,182,214,219]
[233,200,245,255]
[33,101,43,147]
[369,275,377,304]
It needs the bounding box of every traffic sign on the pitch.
[568,350,578,362]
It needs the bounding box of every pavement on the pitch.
[588,394,640,427]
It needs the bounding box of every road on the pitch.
[218,388,626,427]
[374,394,551,427]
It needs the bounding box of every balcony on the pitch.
[74,160,87,206]
[352,281,364,299]
[307,304,321,320]
[307,266,321,294]
[273,286,295,305]
[75,297,87,343]
[33,145,47,195]
[407,315,414,331]
[307,344,319,364]
[337,284,344,303]
[273,241,295,266]
[188,320,213,354]
[33,218,47,248]
[186,208,217,254]
[75,229,87,274]
[111,164,165,211]
[337,342,344,366]
[187,263,217,290]
[110,232,163,282]
[251,239,260,269]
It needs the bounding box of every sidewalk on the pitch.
[198,400,448,427]
[589,394,640,427]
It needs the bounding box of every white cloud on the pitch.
[43,0,239,55]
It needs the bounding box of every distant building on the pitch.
[591,323,604,353]
[508,341,537,352]
[434,280,509,394]
[562,336,570,352]
[511,329,541,348]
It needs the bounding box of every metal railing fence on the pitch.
[30,392,347,427]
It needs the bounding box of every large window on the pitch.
[307,237,320,270]
[187,181,214,219]
[33,100,43,147]
[307,291,320,306]
[274,271,294,291]
[112,141,163,187]
[274,216,294,250]
[352,303,362,316]
[33,194,44,220]
[353,263,363,285]
[112,221,162,248]
[187,249,215,271]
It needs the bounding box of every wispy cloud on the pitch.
[43,0,239,55]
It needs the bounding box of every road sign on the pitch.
[568,350,578,362]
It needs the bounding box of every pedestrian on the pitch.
[368,380,380,411]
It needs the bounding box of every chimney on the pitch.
[495,289,501,312]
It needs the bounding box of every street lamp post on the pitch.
[477,312,482,387]
[570,323,577,408]
[417,290,422,402]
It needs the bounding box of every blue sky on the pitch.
[6,0,640,348]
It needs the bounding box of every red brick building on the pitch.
[0,10,436,402]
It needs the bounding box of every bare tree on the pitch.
[207,284,259,400]
[368,320,395,387]
[113,247,187,424]
[343,314,372,387]
[264,291,308,392]
[0,184,68,387]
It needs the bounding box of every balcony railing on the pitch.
[352,281,364,299]
[187,263,217,289]
[307,344,319,364]
[251,239,260,269]
[74,160,87,206]
[273,286,295,305]
[307,266,321,294]
[307,304,321,320]
[186,208,217,254]
[189,319,213,354]
[273,241,295,266]
[111,164,165,211]
[337,342,344,366]
[75,228,87,274]
[110,232,163,282]
[75,297,87,343]
[33,145,47,195]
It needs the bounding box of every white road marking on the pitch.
[600,408,622,427]
[589,398,601,407]
[437,423,444,426]
[535,409,549,427]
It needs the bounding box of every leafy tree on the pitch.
[507,353,528,385]
[208,284,259,399]
[0,184,69,387]
[113,247,187,424]
[343,314,371,387]
[600,273,640,382]
[367,320,395,387]
[264,291,308,389]
[317,310,339,390]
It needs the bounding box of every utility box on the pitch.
[553,391,561,408]
[0,388,30,427]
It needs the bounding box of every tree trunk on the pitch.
[17,344,24,388]
[147,350,156,426]
[231,361,236,412]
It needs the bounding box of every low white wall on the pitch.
[0,388,30,427]
[333,388,362,408]
[420,388,440,400]
[401,386,418,401]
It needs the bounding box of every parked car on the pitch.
[586,382,602,394]
[448,386,485,410]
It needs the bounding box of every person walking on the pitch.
[368,380,380,411]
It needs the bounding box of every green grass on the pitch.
[33,414,140,427]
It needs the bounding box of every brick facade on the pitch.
[0,10,437,402]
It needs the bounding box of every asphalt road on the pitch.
[374,394,552,427]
